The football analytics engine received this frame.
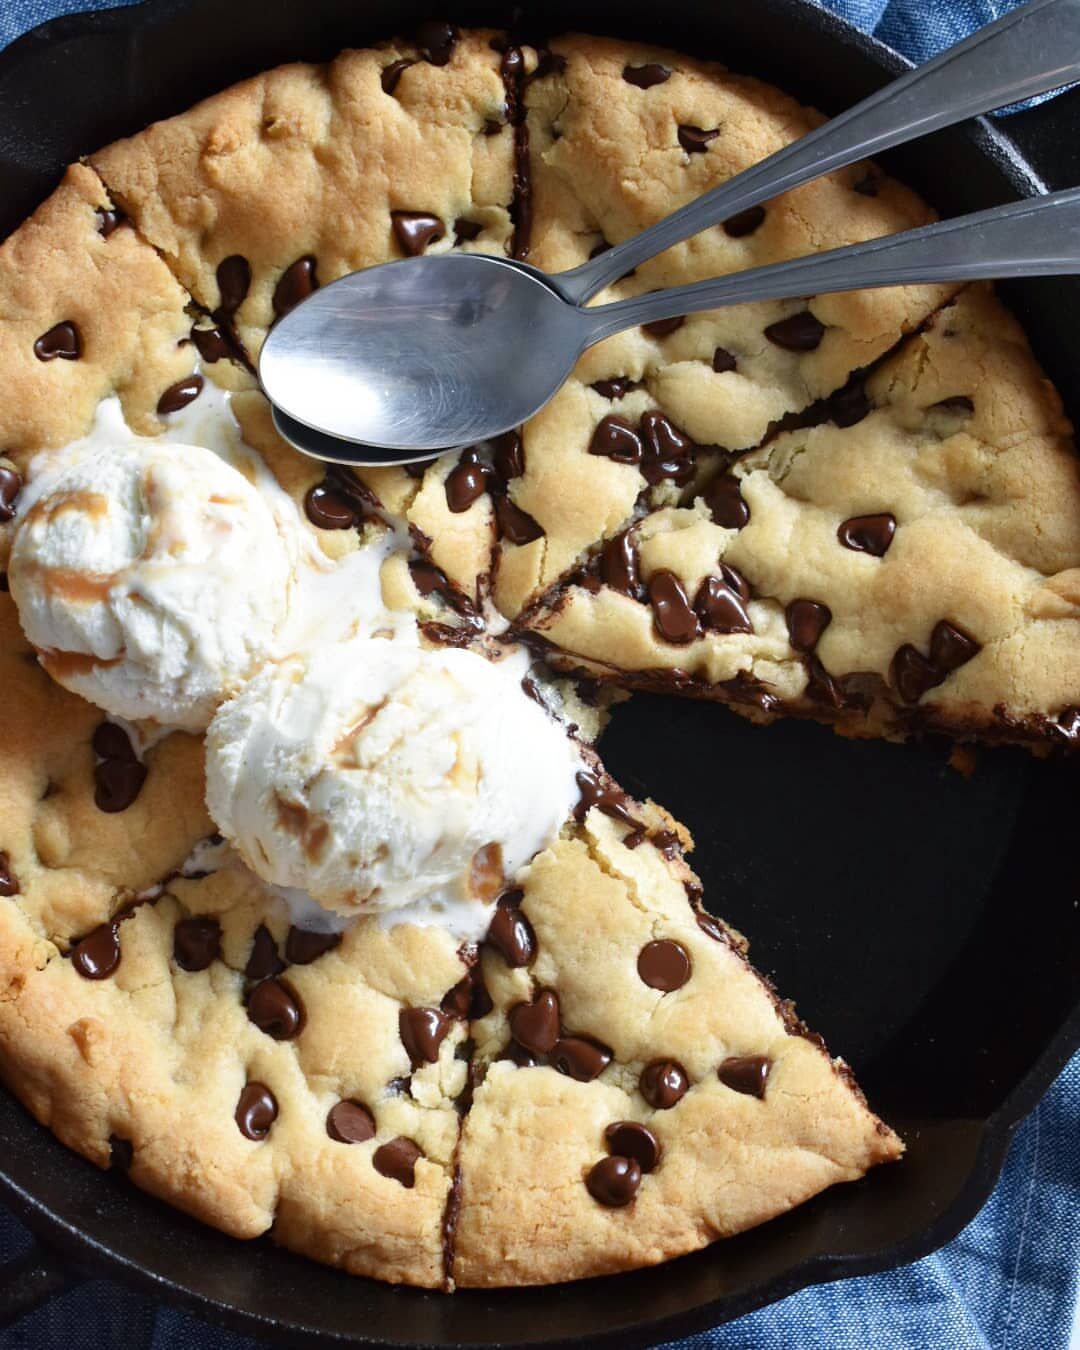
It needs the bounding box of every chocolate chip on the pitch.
[718,1054,771,1098]
[94,759,147,813]
[0,465,20,523]
[500,1039,539,1068]
[640,410,694,485]
[190,325,232,365]
[445,450,490,512]
[92,721,136,762]
[891,644,941,705]
[694,574,751,635]
[703,475,750,529]
[637,939,691,992]
[0,852,18,897]
[72,921,121,979]
[786,599,831,653]
[642,315,684,339]
[272,256,318,318]
[575,768,638,828]
[285,927,341,965]
[453,218,483,244]
[304,482,360,530]
[399,1006,451,1066]
[712,347,737,374]
[245,925,285,981]
[678,124,719,154]
[492,430,524,482]
[530,49,567,79]
[391,211,446,257]
[235,1082,277,1140]
[604,1121,660,1172]
[591,377,638,400]
[509,989,560,1055]
[589,415,642,465]
[933,395,975,414]
[416,19,457,65]
[34,322,81,362]
[486,898,535,967]
[805,656,846,709]
[649,570,700,645]
[552,1035,613,1081]
[500,44,525,79]
[441,965,492,1020]
[829,379,872,428]
[494,495,543,545]
[622,63,671,88]
[837,513,896,557]
[173,917,221,972]
[373,1136,422,1186]
[326,1100,376,1144]
[892,620,980,703]
[96,207,126,237]
[651,829,680,859]
[248,979,304,1040]
[156,374,204,416]
[216,256,251,316]
[600,529,640,597]
[381,58,415,94]
[410,559,449,598]
[853,172,878,197]
[108,1134,133,1169]
[723,206,765,238]
[639,1058,689,1109]
[696,911,727,943]
[586,1155,641,1206]
[930,619,981,673]
[765,311,825,351]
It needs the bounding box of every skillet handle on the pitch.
[0,1238,81,1327]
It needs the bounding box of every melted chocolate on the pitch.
[285,927,341,965]
[765,311,825,351]
[486,896,536,967]
[677,124,719,154]
[551,1035,613,1082]
[245,925,285,980]
[173,917,221,972]
[837,512,896,557]
[416,19,458,65]
[156,374,204,415]
[235,1082,277,1140]
[622,63,671,88]
[600,529,640,597]
[786,599,831,652]
[0,852,18,898]
[586,1155,641,1206]
[718,1054,771,1098]
[494,495,543,545]
[399,1006,451,1066]
[712,346,737,374]
[247,978,304,1040]
[574,768,638,828]
[694,574,752,635]
[723,205,766,237]
[326,1100,376,1144]
[381,58,415,94]
[639,1058,689,1109]
[604,1121,660,1172]
[272,256,318,317]
[702,475,749,528]
[391,211,446,256]
[649,570,700,645]
[373,1136,422,1186]
[72,921,122,979]
[589,415,642,465]
[508,989,560,1055]
[445,449,490,512]
[636,939,691,992]
[34,322,81,362]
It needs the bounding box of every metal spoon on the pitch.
[260,0,1080,465]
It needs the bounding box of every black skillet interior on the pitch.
[1,0,1079,1346]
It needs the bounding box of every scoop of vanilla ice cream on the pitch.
[9,440,293,731]
[205,633,582,920]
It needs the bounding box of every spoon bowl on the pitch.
[260,253,585,458]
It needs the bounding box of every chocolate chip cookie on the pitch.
[0,21,1070,1295]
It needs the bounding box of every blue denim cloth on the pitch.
[0,1,1078,1347]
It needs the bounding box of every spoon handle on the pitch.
[579,186,1080,343]
[556,0,1080,305]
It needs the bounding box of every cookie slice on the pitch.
[90,27,522,373]
[453,803,899,1286]
[390,32,954,618]
[519,286,1080,747]
[0,163,197,460]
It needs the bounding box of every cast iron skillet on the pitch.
[0,0,1079,1344]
